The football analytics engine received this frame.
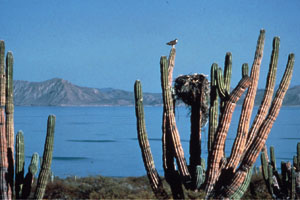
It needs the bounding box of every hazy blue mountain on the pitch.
[237,85,300,106]
[13,78,300,106]
[13,78,162,106]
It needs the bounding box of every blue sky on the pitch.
[0,0,299,92]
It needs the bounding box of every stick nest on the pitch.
[174,74,210,126]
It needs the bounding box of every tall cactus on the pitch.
[160,55,191,186]
[0,40,56,200]
[6,51,14,199]
[34,115,56,199]
[134,80,168,199]
[135,30,294,199]
[0,40,8,199]
[208,63,219,158]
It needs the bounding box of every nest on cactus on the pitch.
[174,73,210,127]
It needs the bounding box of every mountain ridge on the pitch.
[13,78,300,106]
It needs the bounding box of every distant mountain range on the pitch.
[14,78,161,106]
[13,78,300,106]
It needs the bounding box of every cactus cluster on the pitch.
[0,40,56,200]
[261,143,300,199]
[134,30,295,199]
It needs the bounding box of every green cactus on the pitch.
[261,151,269,181]
[242,63,249,77]
[261,143,300,199]
[223,52,232,93]
[34,115,56,199]
[291,167,296,199]
[297,143,300,171]
[195,165,205,189]
[136,30,294,199]
[22,153,39,199]
[216,67,227,99]
[134,80,168,199]
[270,146,276,169]
[15,131,25,199]
[229,167,253,199]
[5,51,14,197]
[208,63,219,157]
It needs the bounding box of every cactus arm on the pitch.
[217,53,294,198]
[242,63,249,78]
[205,76,251,195]
[291,167,296,199]
[208,63,219,158]
[22,153,39,199]
[0,40,8,200]
[134,80,168,199]
[224,52,232,93]
[267,164,275,197]
[216,67,228,99]
[245,37,280,151]
[241,53,294,170]
[220,53,232,113]
[261,151,269,182]
[34,115,56,199]
[270,146,276,169]
[160,56,191,186]
[167,48,176,86]
[229,167,253,199]
[226,30,265,171]
[15,131,25,199]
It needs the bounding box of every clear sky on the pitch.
[0,0,299,92]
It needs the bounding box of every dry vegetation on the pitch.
[25,173,271,199]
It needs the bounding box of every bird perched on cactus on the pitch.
[166,39,178,48]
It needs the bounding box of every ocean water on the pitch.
[14,106,300,178]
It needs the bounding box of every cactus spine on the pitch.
[34,115,56,199]
[134,80,168,199]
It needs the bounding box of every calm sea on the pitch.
[14,106,300,178]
